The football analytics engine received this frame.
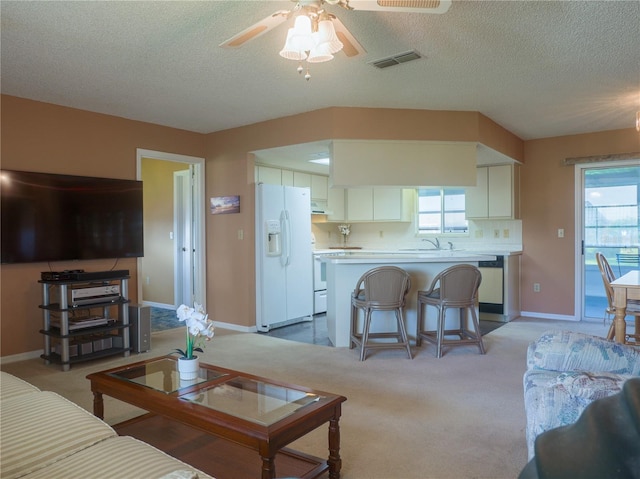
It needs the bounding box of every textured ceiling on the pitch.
[2,0,639,144]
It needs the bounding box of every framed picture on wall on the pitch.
[210,196,240,215]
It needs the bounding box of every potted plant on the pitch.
[338,224,351,247]
[174,303,215,379]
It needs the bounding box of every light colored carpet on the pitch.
[0,317,609,479]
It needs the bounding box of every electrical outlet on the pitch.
[379,230,384,238]
[475,230,483,238]
[146,276,150,285]
[237,229,243,240]
[533,283,541,293]
[494,229,500,239]
[503,229,510,238]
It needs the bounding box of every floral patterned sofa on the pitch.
[0,371,214,479]
[523,330,640,460]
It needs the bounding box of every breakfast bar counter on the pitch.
[319,251,497,348]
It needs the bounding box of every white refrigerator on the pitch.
[256,183,313,332]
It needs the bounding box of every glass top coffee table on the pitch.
[87,356,346,479]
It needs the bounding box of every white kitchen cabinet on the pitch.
[333,188,413,222]
[281,169,294,186]
[293,172,311,189]
[311,174,328,200]
[466,164,520,219]
[327,187,346,222]
[373,189,414,221]
[254,167,321,194]
[347,188,375,221]
[256,166,282,185]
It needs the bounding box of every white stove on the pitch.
[313,252,327,314]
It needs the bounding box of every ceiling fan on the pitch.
[219,0,452,61]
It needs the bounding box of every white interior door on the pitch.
[174,169,193,307]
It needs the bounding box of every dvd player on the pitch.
[70,295,121,307]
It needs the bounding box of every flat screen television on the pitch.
[1,170,144,264]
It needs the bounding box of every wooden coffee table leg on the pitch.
[328,416,342,479]
[92,391,104,419]
[260,455,275,479]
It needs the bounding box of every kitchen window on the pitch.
[417,188,468,235]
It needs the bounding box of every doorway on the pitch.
[136,149,207,317]
[577,161,640,321]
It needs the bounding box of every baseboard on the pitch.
[212,321,256,333]
[0,349,43,364]
[519,311,578,321]
[142,301,174,309]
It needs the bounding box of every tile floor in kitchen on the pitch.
[265,314,503,346]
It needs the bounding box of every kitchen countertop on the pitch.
[314,248,522,257]
[314,249,523,265]
[319,251,496,264]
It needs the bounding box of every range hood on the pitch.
[310,200,331,215]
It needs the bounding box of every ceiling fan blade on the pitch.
[330,16,366,58]
[219,10,290,48]
[345,0,452,14]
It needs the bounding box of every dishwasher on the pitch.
[478,256,504,321]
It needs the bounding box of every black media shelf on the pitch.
[41,347,133,366]
[39,275,131,371]
[39,321,128,339]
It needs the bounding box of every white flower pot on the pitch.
[177,356,199,380]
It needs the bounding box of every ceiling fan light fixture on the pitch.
[290,15,315,52]
[279,28,308,60]
[307,44,334,63]
[316,19,343,54]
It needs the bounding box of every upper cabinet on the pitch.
[466,164,520,219]
[311,175,328,201]
[329,188,414,222]
[256,166,283,185]
[293,171,311,189]
[257,164,414,222]
[255,166,327,200]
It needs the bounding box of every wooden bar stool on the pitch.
[350,266,412,361]
[416,264,485,358]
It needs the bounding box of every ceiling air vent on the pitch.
[369,50,422,69]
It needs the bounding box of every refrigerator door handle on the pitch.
[280,210,291,267]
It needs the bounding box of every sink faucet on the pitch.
[422,237,440,249]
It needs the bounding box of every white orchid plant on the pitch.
[338,224,351,237]
[174,303,215,359]
[338,224,351,245]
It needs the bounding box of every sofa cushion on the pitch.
[0,371,41,400]
[0,391,117,479]
[556,370,632,400]
[527,330,640,375]
[20,436,214,479]
[523,368,634,460]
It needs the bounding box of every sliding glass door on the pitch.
[580,163,640,320]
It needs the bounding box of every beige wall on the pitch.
[0,95,206,357]
[2,94,637,358]
[520,129,640,316]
